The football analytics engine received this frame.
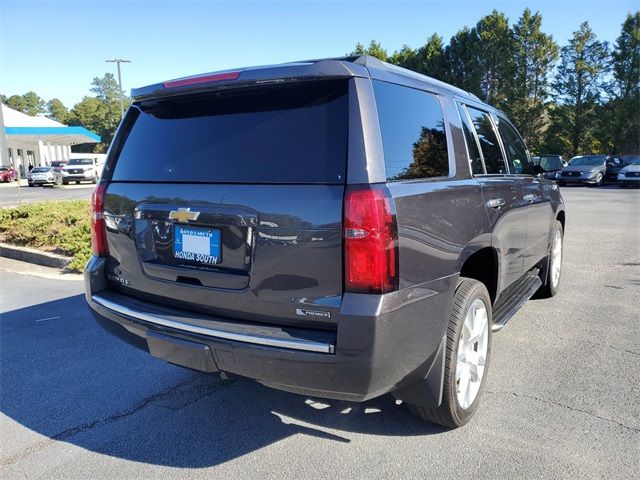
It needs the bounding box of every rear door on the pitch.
[100,80,349,328]
[493,114,552,270]
[459,104,526,290]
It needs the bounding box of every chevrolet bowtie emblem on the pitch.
[168,208,200,223]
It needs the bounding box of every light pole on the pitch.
[105,59,131,119]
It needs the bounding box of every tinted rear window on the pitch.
[109,81,348,184]
[373,81,449,181]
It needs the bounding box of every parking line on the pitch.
[35,316,61,323]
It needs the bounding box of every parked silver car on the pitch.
[557,155,626,187]
[28,166,63,187]
[617,155,640,188]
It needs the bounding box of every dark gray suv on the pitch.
[85,56,565,428]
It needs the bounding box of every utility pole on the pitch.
[105,59,131,119]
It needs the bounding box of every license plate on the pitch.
[173,225,221,265]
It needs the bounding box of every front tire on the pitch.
[588,172,604,187]
[407,278,492,428]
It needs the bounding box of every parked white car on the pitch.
[617,155,640,188]
[61,158,100,184]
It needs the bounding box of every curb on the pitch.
[0,243,72,269]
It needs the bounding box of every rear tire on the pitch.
[407,278,492,428]
[558,181,566,187]
[75,180,80,184]
[619,183,626,189]
[536,220,564,298]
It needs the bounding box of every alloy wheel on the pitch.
[456,298,489,409]
[596,173,603,185]
[550,229,562,288]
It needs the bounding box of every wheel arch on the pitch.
[457,243,499,305]
[556,209,565,232]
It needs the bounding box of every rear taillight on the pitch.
[91,183,109,257]
[343,185,398,294]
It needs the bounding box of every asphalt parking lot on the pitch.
[0,180,94,208]
[1,186,639,479]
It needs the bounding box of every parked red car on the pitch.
[50,160,67,172]
[0,166,18,182]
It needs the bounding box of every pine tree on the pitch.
[46,98,69,124]
[475,10,515,107]
[507,9,558,151]
[546,22,610,156]
[610,12,640,153]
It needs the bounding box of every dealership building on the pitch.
[0,104,100,176]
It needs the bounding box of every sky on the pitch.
[1,0,637,108]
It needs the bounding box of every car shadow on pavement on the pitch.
[1,294,445,469]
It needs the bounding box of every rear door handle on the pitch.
[523,193,537,203]
[486,198,505,209]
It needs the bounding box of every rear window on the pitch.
[373,81,449,181]
[108,81,348,184]
[68,159,93,165]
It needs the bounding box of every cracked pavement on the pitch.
[1,186,639,479]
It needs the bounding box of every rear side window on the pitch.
[494,116,534,175]
[109,81,348,184]
[458,105,485,175]
[466,107,507,174]
[373,81,449,181]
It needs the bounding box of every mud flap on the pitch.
[392,333,446,408]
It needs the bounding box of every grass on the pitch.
[0,200,91,272]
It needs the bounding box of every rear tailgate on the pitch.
[100,80,348,329]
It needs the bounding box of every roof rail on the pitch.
[301,55,481,101]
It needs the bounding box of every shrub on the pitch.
[0,200,91,272]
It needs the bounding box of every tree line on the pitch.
[1,73,130,152]
[351,9,639,158]
[2,10,637,158]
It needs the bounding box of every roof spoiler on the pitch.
[130,58,372,101]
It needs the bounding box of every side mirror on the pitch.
[536,162,562,173]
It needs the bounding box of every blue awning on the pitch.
[5,126,101,144]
